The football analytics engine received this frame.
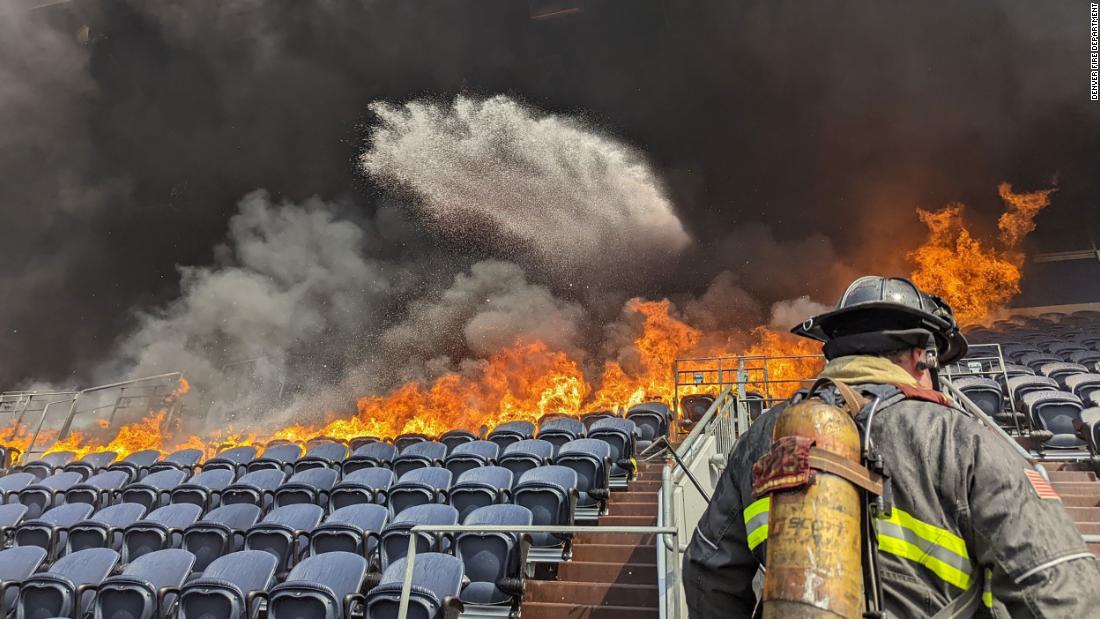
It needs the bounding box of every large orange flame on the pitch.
[908,183,1053,325]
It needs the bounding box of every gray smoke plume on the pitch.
[362,95,691,287]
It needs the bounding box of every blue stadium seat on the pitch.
[1066,373,1100,403]
[0,472,35,503]
[148,448,203,475]
[0,503,28,541]
[245,504,325,575]
[442,440,499,478]
[181,503,263,572]
[330,467,395,512]
[169,468,235,512]
[1039,362,1089,389]
[498,439,554,483]
[449,466,513,522]
[513,465,577,561]
[62,451,118,480]
[388,467,452,517]
[268,551,368,619]
[537,417,586,454]
[392,442,448,478]
[203,446,259,477]
[1022,390,1087,448]
[394,434,431,452]
[94,548,196,619]
[588,418,638,487]
[487,421,535,451]
[17,470,83,518]
[122,503,203,563]
[273,468,338,509]
[177,550,278,619]
[1006,375,1058,413]
[363,552,464,619]
[294,441,349,473]
[0,546,47,612]
[627,402,671,450]
[456,504,531,612]
[66,502,147,553]
[14,502,93,558]
[119,468,190,512]
[439,430,478,454]
[65,469,129,509]
[15,547,118,618]
[220,469,286,511]
[20,451,77,480]
[107,448,162,482]
[554,438,611,521]
[341,442,398,475]
[310,503,389,559]
[379,504,458,570]
[246,443,302,474]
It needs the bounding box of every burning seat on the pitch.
[442,440,499,478]
[94,548,196,619]
[13,502,93,558]
[203,446,259,477]
[587,417,638,487]
[119,468,190,512]
[66,502,147,554]
[341,442,398,475]
[330,467,395,512]
[293,441,349,473]
[449,466,513,522]
[267,551,369,619]
[378,504,459,570]
[107,448,162,482]
[244,503,325,576]
[512,465,577,562]
[177,550,278,619]
[18,470,83,518]
[394,433,432,452]
[169,468,235,512]
[487,421,535,450]
[580,411,615,431]
[13,547,119,619]
[20,451,77,480]
[1021,390,1087,448]
[439,430,478,454]
[148,448,203,475]
[309,503,389,559]
[246,443,302,474]
[554,438,611,521]
[392,441,448,478]
[497,439,554,483]
[362,553,464,619]
[64,469,130,509]
[62,451,118,480]
[536,417,586,454]
[681,394,715,424]
[388,467,453,518]
[626,402,671,451]
[181,503,263,573]
[273,468,338,510]
[456,504,531,613]
[122,503,203,562]
[220,469,286,511]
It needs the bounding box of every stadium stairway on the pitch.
[522,461,663,619]
[1044,462,1100,557]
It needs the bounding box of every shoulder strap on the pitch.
[929,577,982,619]
[808,377,866,415]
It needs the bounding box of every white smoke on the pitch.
[361,95,691,286]
[768,296,832,331]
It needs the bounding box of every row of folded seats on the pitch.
[0,410,672,617]
[958,315,1100,450]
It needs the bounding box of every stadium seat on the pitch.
[177,550,278,619]
[951,377,1004,418]
[388,467,453,517]
[554,438,611,521]
[1088,391,1100,408]
[273,468,338,509]
[537,417,586,454]
[65,469,129,509]
[203,446,259,476]
[62,451,118,480]
[1076,407,1100,454]
[122,503,203,562]
[107,448,162,481]
[512,465,577,561]
[394,433,432,452]
[580,411,615,431]
[20,451,77,480]
[348,436,381,451]
[439,430,478,454]
[18,470,83,518]
[330,467,395,512]
[294,441,349,473]
[220,468,286,511]
[169,468,235,511]
[681,394,715,424]
[341,441,398,475]
[1021,391,1087,448]
[66,502,147,553]
[268,551,368,619]
[246,443,302,474]
[627,402,671,450]
[14,547,119,619]
[0,472,35,503]
[147,448,203,475]
[13,502,93,558]
[244,503,325,575]
[0,546,47,612]
[588,417,638,487]
[1039,362,1089,388]
[449,466,513,522]
[498,439,554,483]
[442,440,499,478]
[1007,375,1059,412]
[362,552,464,619]
[181,503,263,572]
[0,503,28,541]
[392,442,448,478]
[488,421,536,450]
[119,469,190,512]
[309,503,389,558]
[1065,373,1100,402]
[456,504,531,612]
[379,504,459,570]
[94,548,196,619]
[1068,350,1100,371]
[1020,352,1062,371]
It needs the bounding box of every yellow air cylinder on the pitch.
[761,398,865,619]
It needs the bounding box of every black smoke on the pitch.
[1,0,1097,389]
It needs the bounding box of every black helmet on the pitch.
[791,276,968,364]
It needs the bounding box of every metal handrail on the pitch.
[56,372,182,441]
[396,524,678,619]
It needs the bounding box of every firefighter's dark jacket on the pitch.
[682,369,1100,618]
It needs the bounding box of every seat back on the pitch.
[122,503,204,562]
[392,442,447,478]
[487,421,535,450]
[1023,391,1086,448]
[499,440,554,483]
[310,504,389,557]
[15,502,94,551]
[274,467,338,508]
[221,469,286,509]
[178,550,278,619]
[514,466,577,548]
[120,469,189,511]
[67,502,147,553]
[380,504,459,570]
[149,449,203,474]
[18,548,118,619]
[365,553,463,619]
[438,430,477,454]
[456,504,531,604]
[442,440,499,478]
[389,467,452,517]
[94,548,196,619]
[19,471,82,518]
[170,468,235,510]
[294,442,348,472]
[65,469,129,508]
[330,467,395,512]
[0,546,46,611]
[183,503,262,572]
[203,446,259,475]
[953,377,1004,418]
[245,504,324,572]
[341,442,398,474]
[247,444,302,473]
[556,438,611,508]
[449,466,513,522]
[268,551,368,619]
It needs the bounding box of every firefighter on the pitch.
[682,276,1100,618]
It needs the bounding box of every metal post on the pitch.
[397,533,418,619]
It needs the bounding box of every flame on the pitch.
[908,183,1053,324]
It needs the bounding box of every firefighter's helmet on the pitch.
[792,276,968,364]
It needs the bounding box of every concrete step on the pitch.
[575,532,656,546]
[572,543,657,564]
[1064,507,1100,523]
[1061,495,1100,507]
[1051,482,1100,495]
[628,481,661,492]
[608,502,658,517]
[522,602,659,619]
[557,561,657,585]
[599,515,658,527]
[526,581,659,607]
[1090,544,1100,559]
[609,491,658,503]
[1047,470,1098,482]
[1077,522,1100,536]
